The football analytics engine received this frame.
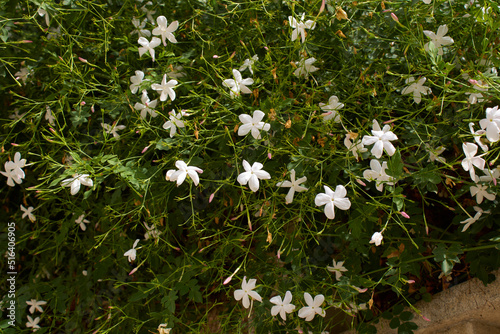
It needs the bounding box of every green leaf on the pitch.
[400,311,414,321]
[387,149,403,178]
[390,317,400,329]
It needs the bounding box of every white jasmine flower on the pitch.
[151,74,177,101]
[362,119,398,159]
[152,16,178,46]
[9,109,26,120]
[423,24,454,56]
[298,293,325,321]
[158,324,171,334]
[45,105,55,125]
[138,36,161,62]
[319,95,343,122]
[144,222,161,240]
[288,13,316,43]
[344,132,367,160]
[327,259,348,281]
[426,144,446,163]
[401,77,431,104]
[15,67,30,85]
[20,205,36,222]
[130,70,146,94]
[479,105,500,142]
[26,315,41,331]
[276,169,308,204]
[270,291,296,321]
[363,159,395,191]
[74,213,90,231]
[124,239,140,262]
[61,174,93,196]
[461,142,485,181]
[369,231,383,246]
[101,122,126,139]
[469,123,488,152]
[163,110,188,137]
[239,55,258,74]
[293,56,318,79]
[165,160,203,186]
[314,185,351,220]
[141,2,156,23]
[470,184,495,204]
[237,160,271,192]
[134,90,158,119]
[131,17,151,38]
[38,7,49,26]
[26,299,47,314]
[222,69,253,98]
[1,152,26,187]
[238,110,271,139]
[460,206,489,232]
[234,276,262,309]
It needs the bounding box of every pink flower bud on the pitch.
[356,179,367,187]
[141,146,150,154]
[11,143,19,146]
[391,13,399,22]
[91,105,95,112]
[80,101,86,106]
[268,152,272,159]
[209,193,215,203]
[129,267,138,275]
[422,315,431,322]
[223,275,233,285]
[407,280,415,284]
[469,79,478,85]
[21,40,33,43]
[401,211,410,219]
[213,55,219,59]
[79,57,88,63]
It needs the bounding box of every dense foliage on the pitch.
[1,0,500,333]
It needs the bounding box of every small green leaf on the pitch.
[390,317,400,329]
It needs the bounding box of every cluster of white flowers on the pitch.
[234,277,325,322]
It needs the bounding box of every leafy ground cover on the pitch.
[1,0,500,333]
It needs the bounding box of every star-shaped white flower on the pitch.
[461,142,485,181]
[61,174,93,196]
[276,169,308,204]
[401,77,431,104]
[479,105,500,142]
[223,69,254,98]
[151,74,177,102]
[423,24,454,56]
[470,184,495,204]
[158,324,172,334]
[163,110,188,137]
[144,222,161,241]
[130,70,146,94]
[426,144,446,163]
[26,315,41,331]
[469,123,488,152]
[26,299,47,314]
[38,7,50,26]
[45,105,55,125]
[15,67,30,85]
[293,56,319,79]
[165,160,203,186]
[315,185,351,220]
[238,110,271,139]
[21,205,36,222]
[239,55,258,74]
[460,206,489,232]
[319,95,343,122]
[138,36,161,62]
[141,2,156,22]
[134,90,158,119]
[369,231,383,246]
[327,259,348,281]
[74,213,90,231]
[237,160,271,192]
[362,119,398,159]
[298,293,325,321]
[1,152,26,187]
[130,17,151,38]
[101,122,126,139]
[363,159,395,192]
[270,291,296,321]
[288,13,316,43]
[234,276,262,309]
[152,16,178,46]
[124,239,140,262]
[344,132,367,160]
